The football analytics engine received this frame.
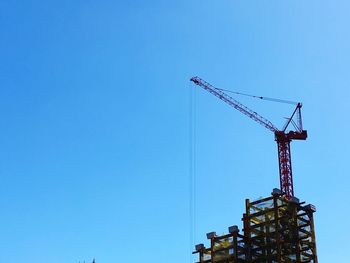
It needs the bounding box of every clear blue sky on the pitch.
[1,1,349,262]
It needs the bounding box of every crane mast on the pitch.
[190,76,307,199]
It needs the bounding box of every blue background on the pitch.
[1,1,349,262]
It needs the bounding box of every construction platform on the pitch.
[193,189,318,263]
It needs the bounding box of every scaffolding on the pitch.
[194,189,317,263]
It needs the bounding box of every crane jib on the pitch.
[190,76,277,133]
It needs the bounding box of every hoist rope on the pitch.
[189,81,197,263]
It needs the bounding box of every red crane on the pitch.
[190,76,307,199]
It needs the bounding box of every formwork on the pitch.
[194,189,317,263]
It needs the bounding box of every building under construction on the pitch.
[193,189,317,263]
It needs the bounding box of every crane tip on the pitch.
[190,76,200,84]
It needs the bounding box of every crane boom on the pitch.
[190,76,307,199]
[190,77,278,133]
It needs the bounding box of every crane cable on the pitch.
[189,81,197,263]
[216,88,298,105]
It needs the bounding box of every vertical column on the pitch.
[273,193,282,263]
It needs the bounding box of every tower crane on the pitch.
[190,76,307,199]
